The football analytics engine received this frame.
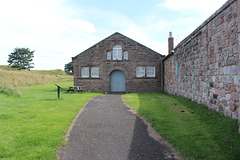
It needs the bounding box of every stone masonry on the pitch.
[72,32,164,93]
[72,0,240,130]
[164,0,240,123]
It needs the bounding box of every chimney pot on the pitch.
[168,32,174,54]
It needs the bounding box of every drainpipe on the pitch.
[161,59,164,92]
[239,107,240,134]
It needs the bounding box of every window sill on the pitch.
[134,77,156,79]
[106,59,128,62]
[77,77,101,79]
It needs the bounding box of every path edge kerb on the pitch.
[56,95,102,160]
[121,95,182,160]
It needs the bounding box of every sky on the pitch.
[0,0,228,70]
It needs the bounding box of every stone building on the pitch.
[72,32,164,93]
[163,0,240,121]
[73,0,240,130]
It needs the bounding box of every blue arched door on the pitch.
[110,70,126,92]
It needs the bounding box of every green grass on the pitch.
[123,93,240,160]
[0,82,102,160]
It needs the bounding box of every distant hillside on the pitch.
[0,65,19,71]
[0,65,66,74]
[0,65,73,96]
[31,69,66,75]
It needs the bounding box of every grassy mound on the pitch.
[0,65,19,71]
[31,69,66,75]
[0,66,73,96]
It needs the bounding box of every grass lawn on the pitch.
[123,93,240,160]
[0,82,101,160]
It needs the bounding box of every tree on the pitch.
[64,62,73,75]
[7,48,34,70]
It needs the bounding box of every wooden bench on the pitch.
[67,86,84,93]
[54,84,84,93]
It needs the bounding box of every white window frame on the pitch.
[123,51,128,60]
[136,66,145,77]
[91,67,99,78]
[146,66,155,77]
[81,67,89,78]
[113,45,122,60]
[107,52,111,60]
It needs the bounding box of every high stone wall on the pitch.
[163,0,240,124]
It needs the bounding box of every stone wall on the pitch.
[73,32,163,93]
[163,0,240,120]
[163,53,175,95]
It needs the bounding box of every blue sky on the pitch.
[0,0,227,70]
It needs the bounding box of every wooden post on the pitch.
[57,86,60,99]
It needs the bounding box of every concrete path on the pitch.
[58,95,180,160]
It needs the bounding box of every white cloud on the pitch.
[0,0,231,69]
[120,24,167,55]
[152,17,203,45]
[153,0,229,49]
[0,0,97,70]
[161,0,227,14]
[68,19,96,33]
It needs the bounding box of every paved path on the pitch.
[59,95,180,160]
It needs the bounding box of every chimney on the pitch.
[168,32,174,54]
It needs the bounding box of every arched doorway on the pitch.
[110,70,126,92]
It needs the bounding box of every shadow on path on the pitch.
[127,115,179,160]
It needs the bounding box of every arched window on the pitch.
[113,45,122,60]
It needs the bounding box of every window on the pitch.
[136,66,156,78]
[107,52,111,60]
[81,67,89,78]
[123,51,128,60]
[136,66,145,77]
[146,66,155,77]
[91,67,99,78]
[113,45,122,60]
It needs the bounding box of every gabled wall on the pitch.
[164,0,240,122]
[73,33,164,93]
